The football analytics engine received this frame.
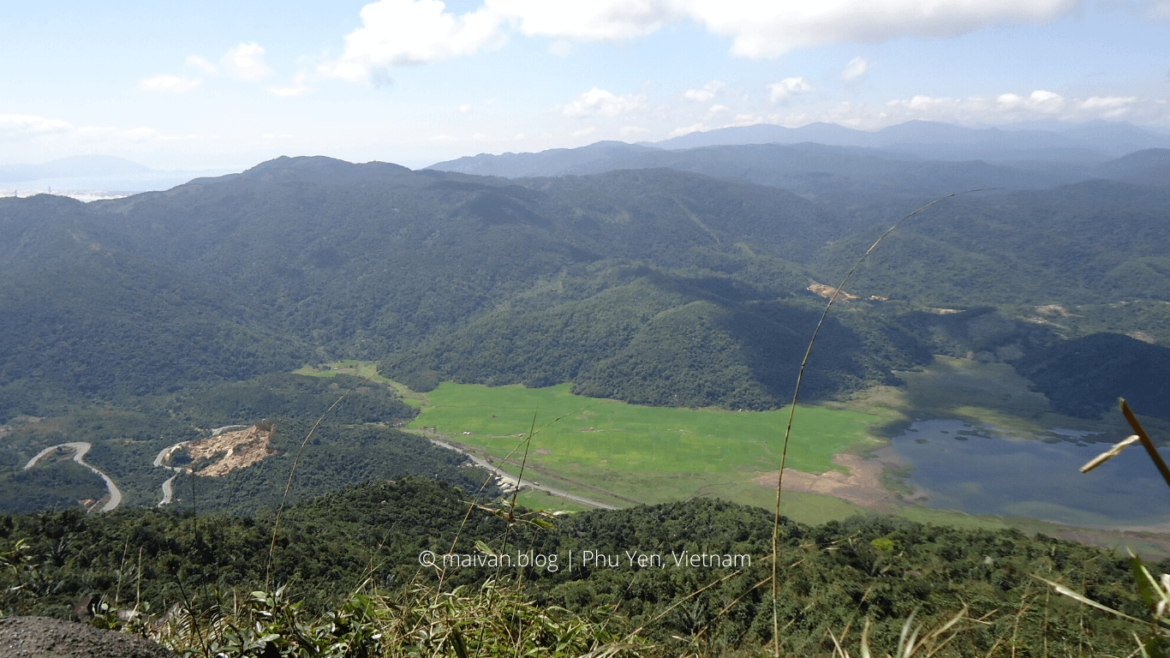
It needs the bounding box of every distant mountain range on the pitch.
[430,120,1170,187]
[650,119,1170,160]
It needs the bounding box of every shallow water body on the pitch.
[889,419,1170,527]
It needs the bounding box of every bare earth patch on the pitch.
[1128,330,1157,344]
[752,448,909,512]
[183,425,275,477]
[807,281,857,301]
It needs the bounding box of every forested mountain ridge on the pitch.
[3,153,1169,418]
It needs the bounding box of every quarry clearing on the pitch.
[183,425,274,477]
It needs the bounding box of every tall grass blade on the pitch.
[769,189,994,656]
[265,376,369,588]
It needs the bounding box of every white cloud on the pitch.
[620,125,650,138]
[706,103,731,117]
[841,56,868,81]
[683,80,725,102]
[767,77,814,103]
[667,122,706,138]
[321,0,1081,81]
[0,114,72,141]
[320,0,505,82]
[268,84,310,97]
[459,104,472,113]
[222,43,273,81]
[140,74,201,93]
[683,0,1079,58]
[186,55,218,75]
[562,88,646,117]
[487,0,681,41]
[571,126,597,137]
[0,113,166,145]
[876,89,1159,125]
[267,73,311,97]
[727,114,763,127]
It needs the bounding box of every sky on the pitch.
[2,0,1168,171]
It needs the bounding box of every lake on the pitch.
[889,419,1170,527]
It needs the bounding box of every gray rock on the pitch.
[0,616,177,658]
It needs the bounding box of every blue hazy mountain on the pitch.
[0,155,233,193]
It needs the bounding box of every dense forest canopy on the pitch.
[2,151,1168,419]
[0,477,1157,655]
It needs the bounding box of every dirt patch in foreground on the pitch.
[752,448,909,513]
[183,425,274,477]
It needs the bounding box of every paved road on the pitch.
[153,441,192,506]
[24,442,122,512]
[428,436,620,510]
[159,474,180,506]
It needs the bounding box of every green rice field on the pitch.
[408,383,876,477]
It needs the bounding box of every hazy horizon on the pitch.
[4,0,1168,172]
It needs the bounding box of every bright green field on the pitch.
[408,383,876,477]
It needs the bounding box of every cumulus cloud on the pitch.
[683,80,725,102]
[321,0,1081,84]
[683,0,1079,58]
[571,126,597,137]
[767,77,814,103]
[140,74,201,93]
[487,0,682,41]
[841,56,869,81]
[320,0,505,82]
[222,43,273,81]
[706,103,731,117]
[186,55,218,75]
[880,89,1157,124]
[620,125,650,138]
[562,88,646,117]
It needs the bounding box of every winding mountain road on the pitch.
[24,442,122,512]
[153,441,191,506]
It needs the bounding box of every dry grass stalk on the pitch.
[768,189,994,657]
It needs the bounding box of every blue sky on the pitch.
[2,0,1167,170]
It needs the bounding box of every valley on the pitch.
[1,136,1170,655]
[10,2,1170,651]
